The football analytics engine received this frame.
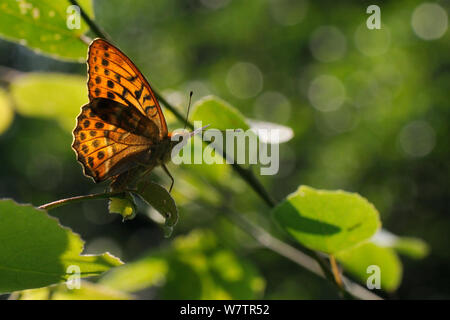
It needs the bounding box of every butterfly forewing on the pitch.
[87,38,168,139]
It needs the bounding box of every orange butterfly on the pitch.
[72,38,183,192]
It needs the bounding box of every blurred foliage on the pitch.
[10,72,85,130]
[99,229,265,299]
[11,280,133,300]
[0,0,448,299]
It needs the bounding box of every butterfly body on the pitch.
[72,38,179,191]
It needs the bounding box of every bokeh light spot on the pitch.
[253,91,291,124]
[226,62,263,99]
[309,26,347,62]
[411,3,448,40]
[308,75,346,112]
[399,120,436,157]
[354,24,391,56]
[269,0,308,26]
[318,106,358,134]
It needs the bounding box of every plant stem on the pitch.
[330,254,344,288]
[39,192,125,210]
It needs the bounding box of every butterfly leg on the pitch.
[162,164,174,193]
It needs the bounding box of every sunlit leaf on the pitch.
[191,95,249,131]
[336,242,402,292]
[0,199,123,293]
[0,88,14,135]
[272,186,381,254]
[9,72,86,131]
[371,229,429,259]
[11,281,132,300]
[392,237,429,259]
[0,0,93,61]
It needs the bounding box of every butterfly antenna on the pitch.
[184,91,193,131]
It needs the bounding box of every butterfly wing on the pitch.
[87,38,168,139]
[72,100,156,182]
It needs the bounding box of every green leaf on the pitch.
[108,193,136,221]
[0,0,93,61]
[10,72,86,131]
[11,281,132,300]
[372,229,429,259]
[136,181,178,238]
[0,199,123,293]
[191,95,249,131]
[167,230,265,299]
[0,88,14,135]
[272,186,381,254]
[336,242,402,292]
[190,95,292,144]
[392,237,429,259]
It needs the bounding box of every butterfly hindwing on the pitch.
[72,103,154,182]
[87,38,168,139]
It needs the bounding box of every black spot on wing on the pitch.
[134,84,144,100]
[95,122,104,129]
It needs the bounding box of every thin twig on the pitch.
[39,192,125,210]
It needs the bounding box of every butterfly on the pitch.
[72,38,188,192]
